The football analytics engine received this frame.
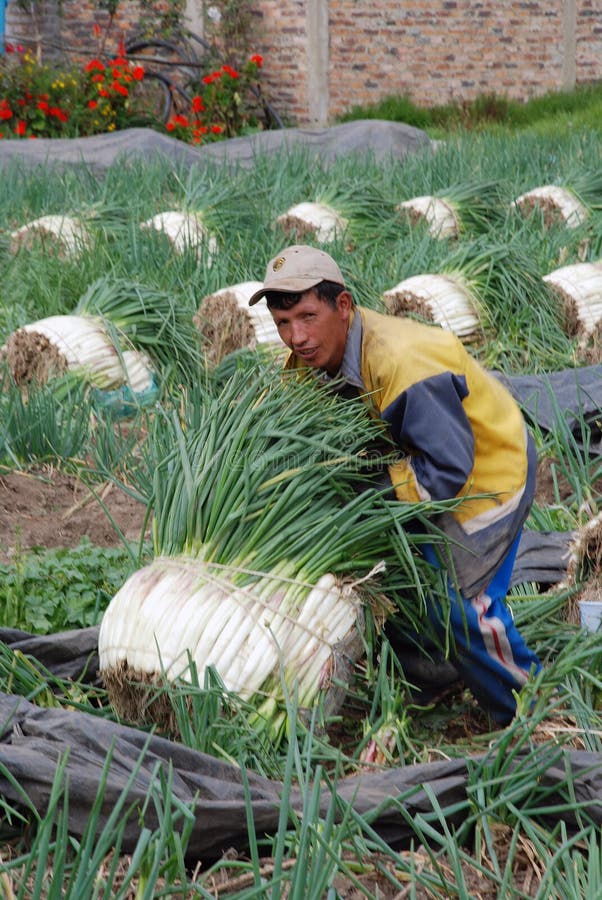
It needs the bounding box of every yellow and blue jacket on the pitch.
[286,306,536,597]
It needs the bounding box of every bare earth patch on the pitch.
[0,467,148,563]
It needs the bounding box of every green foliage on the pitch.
[0,48,148,139]
[0,538,141,632]
[338,82,602,139]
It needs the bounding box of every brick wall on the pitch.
[253,0,602,123]
[5,0,602,124]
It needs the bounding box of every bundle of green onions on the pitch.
[543,260,602,338]
[98,363,448,742]
[139,209,218,259]
[396,180,505,240]
[512,170,602,229]
[275,179,396,247]
[382,272,482,338]
[9,214,90,258]
[383,238,566,361]
[193,281,283,366]
[2,314,153,390]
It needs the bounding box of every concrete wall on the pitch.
[5,0,602,125]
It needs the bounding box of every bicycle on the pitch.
[124,27,285,131]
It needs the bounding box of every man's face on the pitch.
[269,288,352,376]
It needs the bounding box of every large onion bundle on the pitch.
[383,238,569,365]
[193,281,282,366]
[2,314,152,390]
[98,364,447,742]
[139,210,218,259]
[382,273,481,338]
[512,185,588,228]
[275,180,394,247]
[512,170,602,230]
[396,180,504,240]
[276,201,348,244]
[9,214,90,257]
[543,261,602,338]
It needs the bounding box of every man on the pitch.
[249,244,541,725]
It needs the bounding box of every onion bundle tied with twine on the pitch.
[2,275,202,395]
[9,214,90,258]
[98,363,445,743]
[193,281,282,366]
[139,209,218,259]
[512,171,602,230]
[396,180,504,241]
[543,260,602,339]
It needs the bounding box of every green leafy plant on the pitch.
[166,53,265,142]
[0,539,141,632]
[0,46,147,139]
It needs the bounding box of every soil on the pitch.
[0,454,575,565]
[0,466,148,563]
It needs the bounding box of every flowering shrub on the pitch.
[0,45,268,145]
[165,53,264,144]
[0,46,147,139]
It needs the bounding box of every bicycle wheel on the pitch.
[128,71,173,126]
[125,36,203,87]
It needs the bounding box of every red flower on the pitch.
[202,71,221,84]
[131,66,144,81]
[87,100,98,109]
[85,59,105,73]
[98,88,110,98]
[37,100,49,113]
[191,95,205,113]
[250,54,263,67]
[112,81,129,96]
[38,93,49,101]
[15,121,26,136]
[91,74,105,83]
[111,56,128,69]
[0,107,13,121]
[210,124,223,134]
[49,107,68,122]
[17,98,26,106]
[222,64,239,79]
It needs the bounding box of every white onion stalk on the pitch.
[511,185,588,228]
[9,215,89,257]
[397,195,459,239]
[543,261,602,337]
[98,557,363,726]
[120,349,155,393]
[382,273,481,337]
[140,210,218,259]
[276,201,348,243]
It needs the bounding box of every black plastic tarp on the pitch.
[0,691,601,862]
[497,365,602,456]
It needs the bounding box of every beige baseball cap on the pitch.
[248,244,345,306]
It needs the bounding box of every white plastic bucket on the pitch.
[579,600,602,632]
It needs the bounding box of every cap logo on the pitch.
[272,256,286,271]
